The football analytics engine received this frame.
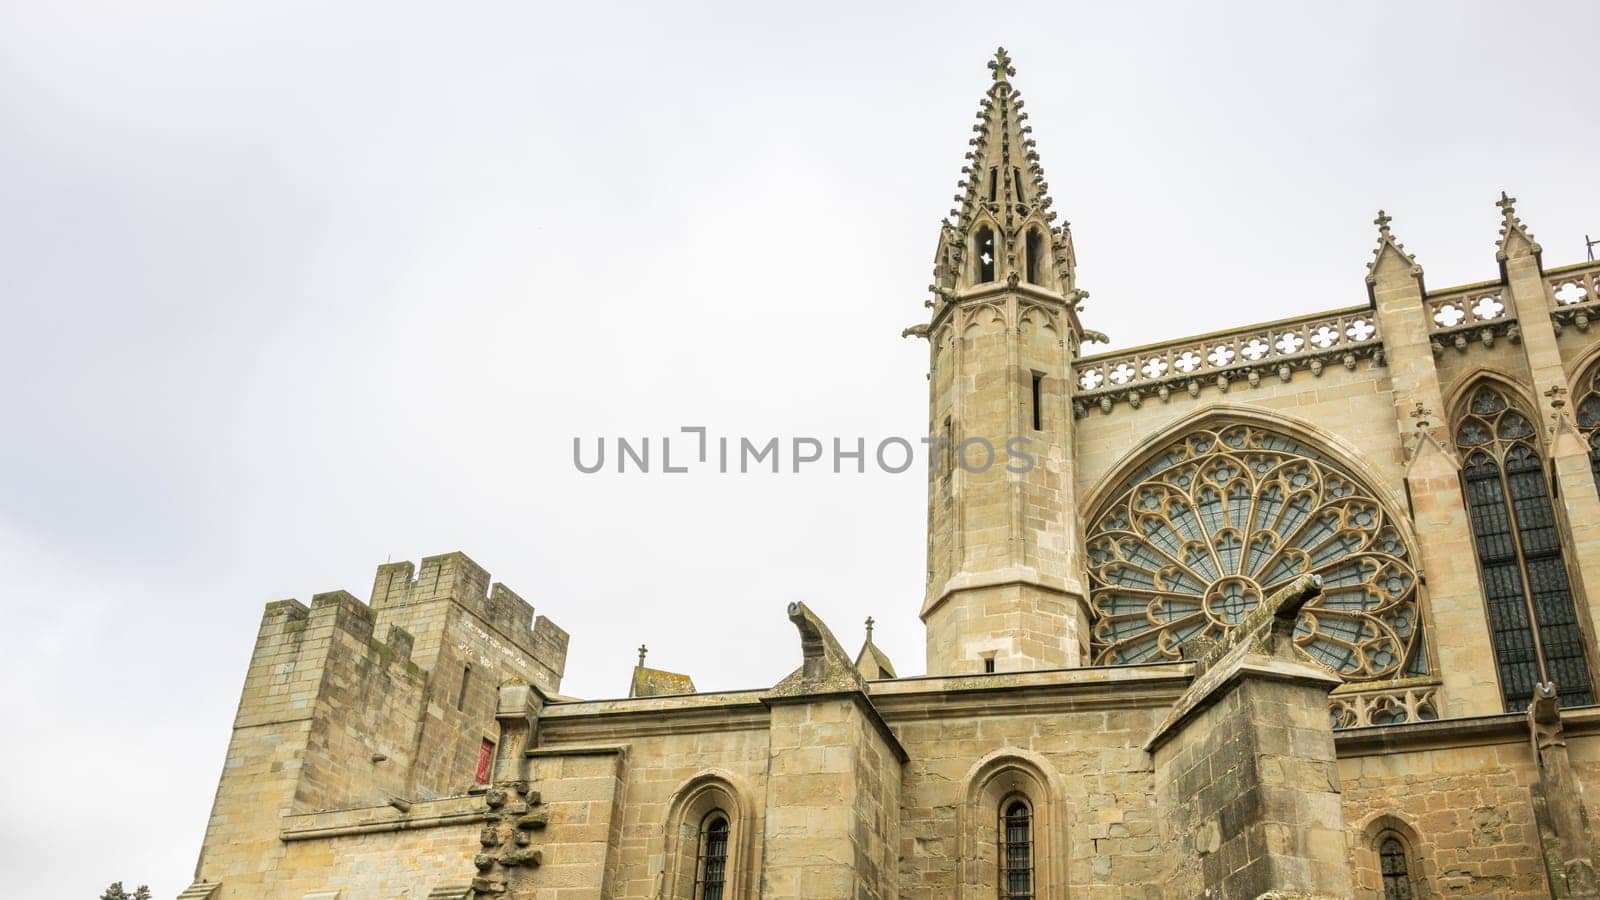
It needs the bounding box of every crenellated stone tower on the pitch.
[915,48,1092,675]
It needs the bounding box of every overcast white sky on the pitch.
[3,1,1598,895]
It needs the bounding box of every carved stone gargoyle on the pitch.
[1189,573,1323,676]
[1528,682,1600,898]
[766,601,868,698]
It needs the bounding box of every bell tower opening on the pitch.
[975,226,996,283]
[1025,229,1046,286]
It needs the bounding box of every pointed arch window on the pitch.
[1000,798,1033,899]
[694,813,729,900]
[1378,834,1414,899]
[1577,365,1600,494]
[974,226,996,283]
[1024,229,1047,286]
[1457,385,1594,711]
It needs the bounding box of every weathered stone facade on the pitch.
[183,49,1600,899]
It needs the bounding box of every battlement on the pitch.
[367,551,569,689]
[197,550,573,879]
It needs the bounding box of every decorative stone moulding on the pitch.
[1072,307,1382,415]
[1417,283,1521,357]
[1425,287,1507,331]
[1550,262,1600,336]
[1329,678,1441,728]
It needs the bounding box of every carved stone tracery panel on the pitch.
[1087,424,1425,682]
[1578,364,1600,493]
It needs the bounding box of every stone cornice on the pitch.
[920,567,1087,619]
[281,794,487,842]
[926,284,1078,340]
[1335,705,1600,756]
[869,662,1191,721]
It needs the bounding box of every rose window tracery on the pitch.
[1087,424,1425,681]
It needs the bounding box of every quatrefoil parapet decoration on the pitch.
[1086,424,1424,681]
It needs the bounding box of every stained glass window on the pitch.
[1577,366,1600,495]
[1085,424,1424,680]
[1457,386,1594,711]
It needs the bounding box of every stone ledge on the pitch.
[871,661,1191,720]
[280,794,486,842]
[1335,703,1600,755]
[543,688,767,715]
[524,743,628,759]
[919,567,1088,619]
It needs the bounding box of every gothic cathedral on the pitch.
[182,49,1600,899]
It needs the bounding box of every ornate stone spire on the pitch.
[931,48,1080,311]
[1495,190,1542,263]
[1365,208,1423,297]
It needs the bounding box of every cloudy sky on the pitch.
[3,0,1598,894]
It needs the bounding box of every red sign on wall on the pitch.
[476,738,495,785]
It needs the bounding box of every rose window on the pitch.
[1087,424,1425,681]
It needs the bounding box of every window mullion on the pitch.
[1499,444,1552,688]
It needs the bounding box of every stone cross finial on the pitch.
[988,47,1015,82]
[637,644,647,667]
[864,616,875,642]
[1497,190,1518,219]
[1373,209,1392,235]
[1546,384,1568,410]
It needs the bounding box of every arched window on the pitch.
[1457,385,1594,710]
[694,813,729,900]
[661,772,750,900]
[974,226,996,283]
[1000,799,1033,899]
[1577,364,1600,493]
[1085,423,1425,683]
[962,753,1060,898]
[1378,834,1413,899]
[1025,229,1046,286]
